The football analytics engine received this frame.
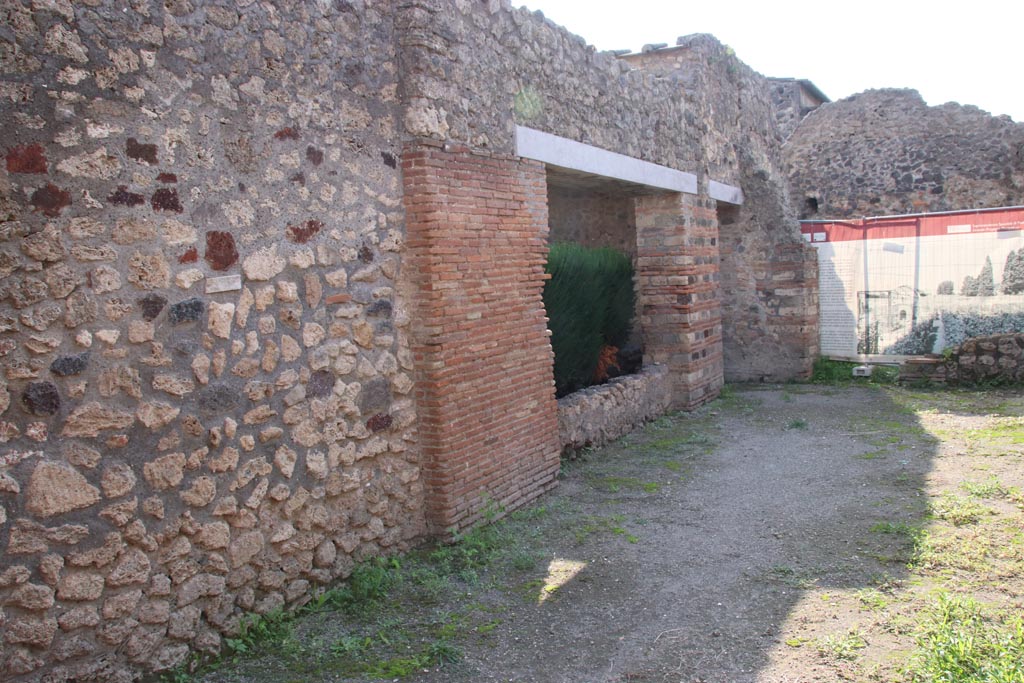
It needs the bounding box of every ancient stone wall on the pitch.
[1,3,421,681]
[395,6,729,411]
[898,333,1024,385]
[398,7,818,384]
[786,89,1024,219]
[766,78,826,141]
[768,79,807,142]
[623,38,819,382]
[396,0,700,167]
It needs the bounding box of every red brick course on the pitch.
[402,143,561,534]
[635,193,724,408]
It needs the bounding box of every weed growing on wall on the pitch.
[544,243,635,396]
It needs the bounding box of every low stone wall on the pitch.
[557,365,672,455]
[898,333,1024,385]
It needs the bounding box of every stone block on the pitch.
[26,461,101,518]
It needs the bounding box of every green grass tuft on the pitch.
[906,593,1024,682]
[816,629,867,661]
[930,494,994,527]
[961,476,1010,499]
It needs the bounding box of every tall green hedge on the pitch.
[543,243,636,397]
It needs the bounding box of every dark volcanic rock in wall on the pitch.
[138,294,168,321]
[306,370,336,399]
[50,353,89,377]
[168,298,204,325]
[108,186,146,206]
[197,384,239,414]
[359,377,391,414]
[204,231,239,271]
[31,183,71,217]
[125,137,158,164]
[22,381,61,415]
[6,143,48,174]
[285,220,322,244]
[151,188,183,213]
[366,299,392,317]
[366,413,393,432]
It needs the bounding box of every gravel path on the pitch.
[415,385,930,683]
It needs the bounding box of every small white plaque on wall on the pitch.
[206,274,242,294]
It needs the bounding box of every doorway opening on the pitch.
[544,167,643,397]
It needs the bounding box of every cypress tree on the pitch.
[1003,249,1024,294]
[976,256,995,296]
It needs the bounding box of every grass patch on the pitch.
[585,475,663,494]
[912,529,995,574]
[871,520,923,540]
[715,384,761,412]
[223,608,295,657]
[363,639,462,678]
[930,494,994,526]
[816,629,867,661]
[811,358,898,385]
[858,448,888,460]
[961,476,1011,499]
[965,419,1024,447]
[855,588,890,611]
[906,593,1024,682]
[570,514,639,544]
[646,431,713,453]
[160,504,551,682]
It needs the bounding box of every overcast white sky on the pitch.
[520,0,1023,123]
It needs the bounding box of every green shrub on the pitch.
[543,243,635,397]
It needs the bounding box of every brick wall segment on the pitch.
[402,144,560,535]
[634,192,724,407]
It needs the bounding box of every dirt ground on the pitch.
[197,383,1024,683]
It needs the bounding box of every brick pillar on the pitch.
[635,192,723,409]
[402,142,560,535]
